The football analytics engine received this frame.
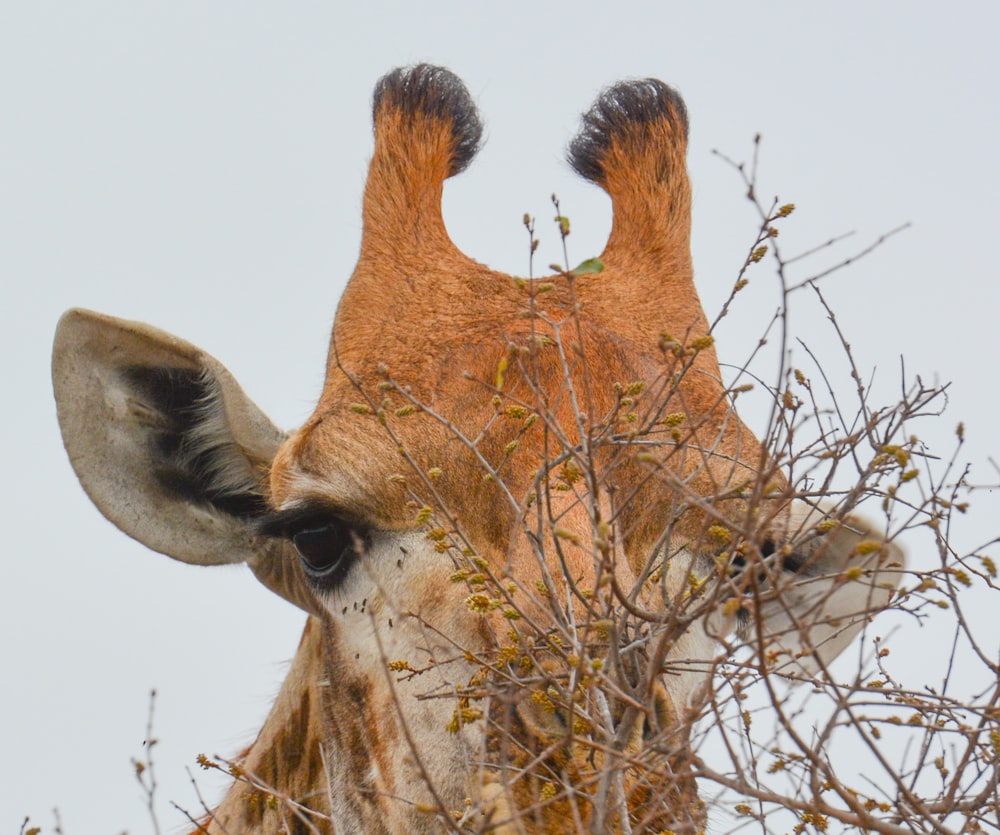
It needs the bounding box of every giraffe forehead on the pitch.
[273,323,658,518]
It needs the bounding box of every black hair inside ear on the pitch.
[122,365,270,520]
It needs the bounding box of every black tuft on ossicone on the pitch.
[372,64,484,177]
[567,78,689,186]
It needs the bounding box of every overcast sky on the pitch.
[4,3,999,832]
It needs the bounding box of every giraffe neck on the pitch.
[191,616,333,834]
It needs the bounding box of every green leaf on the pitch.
[572,257,605,276]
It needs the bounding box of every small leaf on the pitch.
[572,257,605,276]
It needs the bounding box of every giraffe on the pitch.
[53,65,903,833]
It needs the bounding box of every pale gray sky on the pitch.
[4,3,998,832]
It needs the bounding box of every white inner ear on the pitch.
[53,308,286,568]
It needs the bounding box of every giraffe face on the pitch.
[53,66,904,833]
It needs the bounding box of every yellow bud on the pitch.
[553,528,581,545]
[690,334,715,351]
[707,525,731,544]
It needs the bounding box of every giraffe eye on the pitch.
[729,540,807,582]
[291,524,368,583]
[255,507,370,589]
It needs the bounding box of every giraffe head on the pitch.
[53,66,903,833]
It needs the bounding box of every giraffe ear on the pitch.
[52,308,285,568]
